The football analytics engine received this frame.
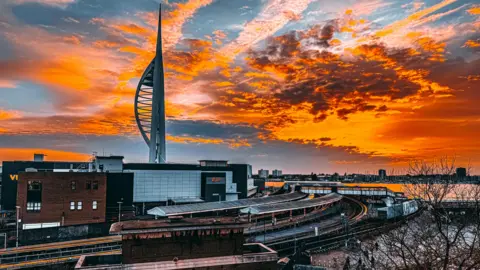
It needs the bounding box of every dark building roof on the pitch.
[96,156,124,160]
[240,193,343,215]
[147,192,307,217]
[123,162,249,171]
[75,243,277,269]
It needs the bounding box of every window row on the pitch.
[26,202,41,212]
[71,180,99,190]
[70,201,98,210]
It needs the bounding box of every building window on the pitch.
[70,201,75,210]
[26,202,41,212]
[86,181,91,190]
[92,181,98,190]
[27,181,42,191]
[92,201,98,210]
[77,201,83,210]
[71,181,76,190]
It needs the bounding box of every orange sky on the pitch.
[0,0,479,173]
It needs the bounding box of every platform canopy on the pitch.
[147,192,307,217]
[240,193,343,215]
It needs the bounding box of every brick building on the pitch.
[17,172,107,229]
[76,218,278,269]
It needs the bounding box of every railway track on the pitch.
[0,196,369,268]
[274,206,423,256]
[0,249,121,269]
[265,196,368,254]
[0,236,121,268]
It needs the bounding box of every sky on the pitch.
[0,0,479,174]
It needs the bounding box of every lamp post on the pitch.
[263,216,266,243]
[212,194,221,216]
[117,201,123,222]
[294,221,298,255]
[341,213,348,248]
[16,206,21,248]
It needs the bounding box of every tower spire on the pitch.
[134,3,167,163]
[148,3,166,163]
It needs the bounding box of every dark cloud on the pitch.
[167,120,260,140]
[242,31,448,120]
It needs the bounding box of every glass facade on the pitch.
[133,170,202,202]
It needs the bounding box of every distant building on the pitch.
[456,167,467,178]
[272,169,283,177]
[258,169,269,179]
[379,169,387,180]
[254,179,266,193]
[33,154,45,162]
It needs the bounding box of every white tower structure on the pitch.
[134,4,166,163]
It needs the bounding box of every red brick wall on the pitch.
[17,172,107,226]
[122,230,245,264]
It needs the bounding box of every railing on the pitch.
[0,242,121,265]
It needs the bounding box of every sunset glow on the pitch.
[1,0,479,173]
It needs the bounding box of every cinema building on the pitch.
[1,156,256,228]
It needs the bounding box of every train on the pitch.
[377,200,419,220]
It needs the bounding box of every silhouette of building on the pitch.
[378,169,387,180]
[272,169,282,177]
[258,169,269,179]
[456,167,467,178]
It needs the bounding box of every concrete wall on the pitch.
[122,230,244,264]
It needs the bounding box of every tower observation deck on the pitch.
[134,4,166,163]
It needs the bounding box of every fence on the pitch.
[1,222,112,248]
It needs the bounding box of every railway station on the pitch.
[147,192,307,217]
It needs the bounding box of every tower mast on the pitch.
[148,3,166,163]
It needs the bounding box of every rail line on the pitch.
[274,206,423,255]
[0,195,368,268]
[0,236,121,267]
[266,196,368,252]
[0,249,121,269]
[0,235,120,256]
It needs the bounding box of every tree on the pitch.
[358,156,480,269]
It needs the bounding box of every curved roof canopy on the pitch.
[147,192,307,217]
[240,193,343,215]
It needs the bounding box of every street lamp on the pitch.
[294,221,297,255]
[341,213,348,248]
[16,206,21,248]
[212,194,221,216]
[117,201,123,222]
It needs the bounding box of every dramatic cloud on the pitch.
[220,0,317,59]
[5,0,76,8]
[1,0,480,172]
